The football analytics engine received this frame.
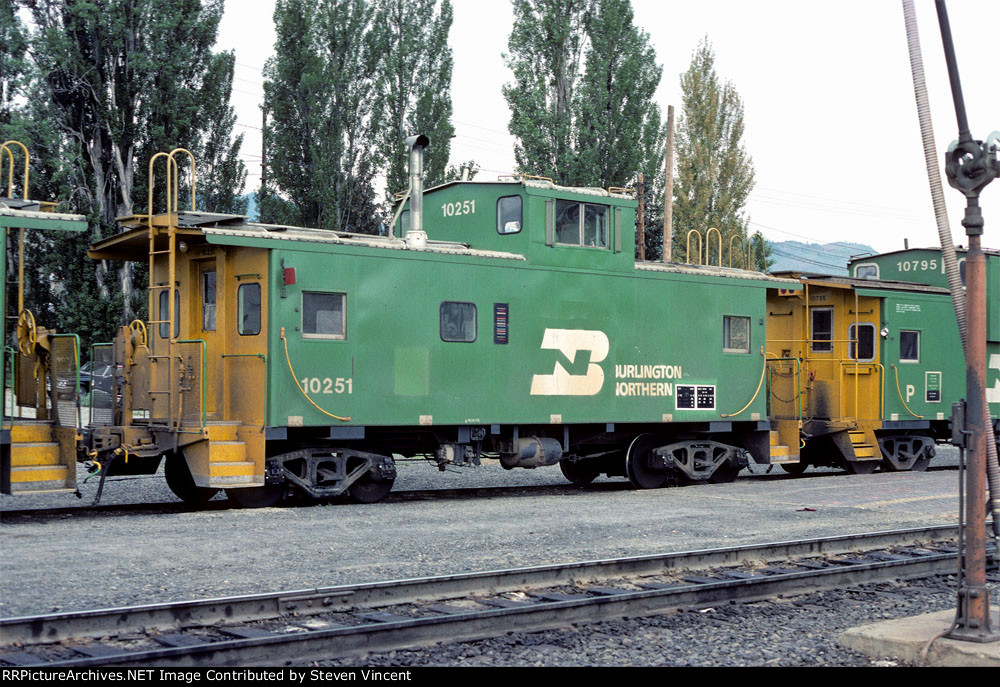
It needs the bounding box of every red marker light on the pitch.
[283,267,296,286]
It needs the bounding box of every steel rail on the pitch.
[0,524,983,665]
[6,542,989,667]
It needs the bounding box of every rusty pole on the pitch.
[934,0,998,643]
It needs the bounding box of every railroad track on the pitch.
[2,524,994,667]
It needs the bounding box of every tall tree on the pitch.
[262,0,381,234]
[503,0,591,186]
[372,0,454,195]
[0,3,29,128]
[671,38,759,269]
[21,0,247,341]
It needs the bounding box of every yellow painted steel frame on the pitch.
[705,227,722,266]
[3,140,30,314]
[685,229,702,265]
[729,234,746,269]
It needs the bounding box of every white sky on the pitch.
[218,0,999,256]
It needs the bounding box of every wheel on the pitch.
[625,434,668,489]
[844,460,879,475]
[226,484,284,508]
[779,462,808,476]
[164,453,218,505]
[709,460,741,483]
[560,457,600,485]
[347,450,396,503]
[16,310,36,356]
[347,470,395,503]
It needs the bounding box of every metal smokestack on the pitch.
[404,134,430,249]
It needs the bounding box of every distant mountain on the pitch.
[768,240,875,275]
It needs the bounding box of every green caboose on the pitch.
[85,141,799,505]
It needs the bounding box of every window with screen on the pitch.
[723,316,751,353]
[849,323,876,361]
[440,302,477,342]
[811,308,833,352]
[900,330,920,362]
[854,264,879,279]
[302,292,345,339]
[238,283,261,336]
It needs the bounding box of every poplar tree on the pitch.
[10,0,246,344]
[372,0,454,194]
[262,0,381,233]
[671,38,761,269]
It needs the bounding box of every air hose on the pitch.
[902,0,1000,537]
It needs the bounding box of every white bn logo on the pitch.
[530,328,609,396]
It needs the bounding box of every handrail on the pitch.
[280,327,350,422]
[729,234,746,269]
[890,363,924,418]
[705,227,722,266]
[764,355,803,423]
[685,229,702,265]
[1,140,29,198]
[721,354,768,418]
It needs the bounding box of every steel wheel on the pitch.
[779,462,808,476]
[625,434,668,489]
[347,449,396,503]
[226,484,285,508]
[844,460,879,475]
[165,453,218,505]
[560,457,600,485]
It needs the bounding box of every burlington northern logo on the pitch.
[530,328,609,396]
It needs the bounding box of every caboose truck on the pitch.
[1,140,88,496]
[83,137,801,506]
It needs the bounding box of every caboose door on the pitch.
[194,256,220,417]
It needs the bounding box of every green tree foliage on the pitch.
[262,0,382,233]
[671,38,763,270]
[0,3,29,127]
[372,0,454,194]
[8,0,247,346]
[503,0,666,258]
[503,0,590,186]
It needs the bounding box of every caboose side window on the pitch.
[900,330,920,362]
[810,308,833,352]
[440,302,477,342]
[302,292,345,339]
[848,322,876,361]
[202,270,217,331]
[497,195,522,234]
[158,289,180,339]
[555,200,608,248]
[723,316,750,353]
[238,283,261,336]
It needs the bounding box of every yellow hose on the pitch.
[280,327,351,422]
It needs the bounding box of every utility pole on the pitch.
[663,104,675,263]
[637,173,645,260]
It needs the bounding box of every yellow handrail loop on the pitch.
[685,229,702,265]
[705,227,722,266]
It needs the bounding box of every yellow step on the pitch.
[9,423,53,443]
[209,461,256,478]
[208,441,247,463]
[770,444,790,458]
[853,444,877,458]
[205,423,241,442]
[11,442,60,467]
[10,464,69,484]
[769,430,780,447]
